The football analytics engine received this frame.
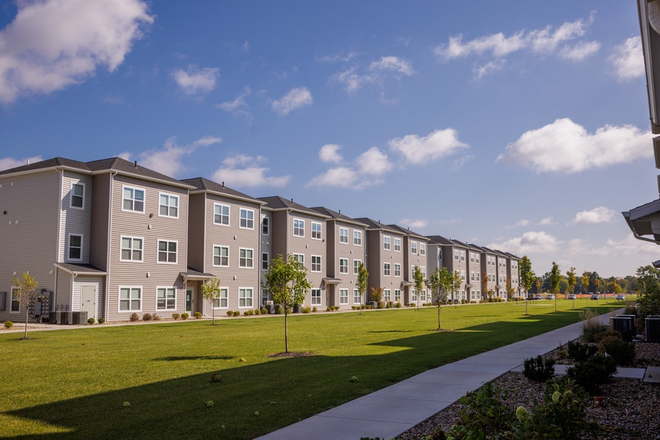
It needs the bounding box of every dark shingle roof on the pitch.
[426,235,454,245]
[0,157,91,175]
[387,224,428,241]
[258,196,329,218]
[310,207,368,227]
[181,177,263,204]
[353,217,402,234]
[54,263,107,275]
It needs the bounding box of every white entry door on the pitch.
[81,285,96,317]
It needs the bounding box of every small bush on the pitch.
[277,305,284,314]
[152,313,161,321]
[243,310,250,316]
[233,311,240,317]
[254,308,261,315]
[130,313,140,322]
[261,307,268,314]
[594,329,623,344]
[181,313,190,320]
[603,339,636,366]
[302,307,311,313]
[446,383,513,439]
[581,309,606,343]
[87,317,95,325]
[567,355,617,395]
[172,313,180,320]
[98,317,105,324]
[566,340,598,362]
[194,312,202,319]
[4,321,13,329]
[349,376,358,382]
[523,355,555,383]
[142,313,152,321]
[395,302,402,308]
[624,302,637,316]
[211,373,222,383]
[226,310,233,317]
[312,306,317,312]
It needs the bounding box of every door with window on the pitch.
[186,288,194,313]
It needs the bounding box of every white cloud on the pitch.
[400,218,428,230]
[369,56,414,76]
[357,147,392,175]
[307,146,391,190]
[330,55,414,94]
[570,206,616,225]
[487,231,560,254]
[212,155,290,188]
[474,60,506,79]
[271,87,313,115]
[319,144,343,164]
[133,136,222,177]
[318,52,357,63]
[172,66,220,95]
[216,87,252,118]
[451,154,474,171]
[569,234,659,258]
[0,0,153,104]
[559,41,600,60]
[610,37,644,82]
[329,68,375,94]
[538,217,554,226]
[0,155,43,171]
[497,118,652,173]
[307,167,359,189]
[389,128,469,165]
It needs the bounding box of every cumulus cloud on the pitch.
[212,154,290,188]
[568,234,659,257]
[357,147,392,175]
[0,0,153,104]
[389,129,469,165]
[400,218,428,230]
[216,87,252,119]
[172,66,220,95]
[319,144,343,164]
[0,155,44,171]
[307,146,392,190]
[271,87,313,115]
[307,167,359,189]
[538,217,554,226]
[318,51,357,63]
[505,219,531,230]
[330,55,414,94]
[488,231,560,254]
[610,37,644,82]
[497,118,652,173]
[570,206,616,225]
[559,41,600,60]
[126,136,222,177]
[474,60,506,79]
[370,56,414,75]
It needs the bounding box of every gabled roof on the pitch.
[0,157,91,175]
[258,196,330,218]
[54,262,107,275]
[426,235,466,248]
[310,207,368,228]
[387,224,428,241]
[181,177,264,205]
[353,217,402,234]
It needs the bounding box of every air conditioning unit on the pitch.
[611,317,634,342]
[646,316,660,343]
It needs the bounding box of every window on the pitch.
[339,258,348,274]
[339,228,348,244]
[239,288,253,308]
[156,287,176,310]
[420,243,426,256]
[119,286,141,312]
[311,222,322,239]
[239,248,254,268]
[411,289,418,302]
[213,246,229,267]
[394,263,401,277]
[293,253,304,265]
[460,251,465,261]
[394,289,401,302]
[394,238,401,252]
[214,204,230,226]
[420,290,427,302]
[470,253,474,263]
[339,289,349,305]
[293,219,305,237]
[384,262,391,276]
[10,287,19,313]
[214,288,228,308]
[421,266,426,278]
[411,241,417,254]
[120,236,143,262]
[122,186,144,212]
[159,193,179,218]
[240,208,254,229]
[262,217,269,235]
[157,240,177,264]
[311,289,321,305]
[311,255,322,272]
[70,182,84,209]
[262,252,269,270]
[354,289,361,304]
[454,250,459,260]
[68,234,83,261]
[461,270,465,280]
[383,236,391,250]
[353,230,362,246]
[384,289,391,302]
[353,259,362,275]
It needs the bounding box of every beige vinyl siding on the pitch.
[72,276,104,316]
[0,171,60,322]
[90,174,111,270]
[332,221,366,308]
[106,175,189,322]
[55,267,72,310]
[379,232,405,301]
[365,230,382,297]
[59,172,93,263]
[187,193,206,272]
[287,212,326,307]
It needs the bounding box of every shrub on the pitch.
[395,302,402,308]
[143,313,152,321]
[523,355,555,383]
[254,308,261,315]
[567,355,617,395]
[602,339,636,366]
[277,305,284,314]
[87,317,95,325]
[446,383,513,439]
[594,328,623,344]
[233,311,240,317]
[226,310,233,317]
[624,302,637,316]
[327,307,332,312]
[152,313,161,321]
[98,317,105,324]
[172,313,180,320]
[130,313,140,322]
[244,310,250,316]
[211,373,222,383]
[566,340,598,362]
[312,306,317,312]
[4,321,13,329]
[581,309,606,342]
[302,307,311,313]
[194,312,202,319]
[261,307,268,314]
[181,313,190,320]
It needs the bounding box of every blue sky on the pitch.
[0,0,657,278]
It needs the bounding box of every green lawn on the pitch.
[0,300,623,439]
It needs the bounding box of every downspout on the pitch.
[54,168,63,308]
[105,171,117,321]
[257,203,262,305]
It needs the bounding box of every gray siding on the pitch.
[331,220,366,308]
[187,193,206,272]
[59,171,93,263]
[90,174,110,270]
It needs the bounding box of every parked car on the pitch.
[616,294,626,301]
[534,294,543,300]
[546,294,555,300]
[568,294,576,300]
[591,294,600,300]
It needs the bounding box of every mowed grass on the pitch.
[1,300,623,439]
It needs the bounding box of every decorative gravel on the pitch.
[397,342,660,440]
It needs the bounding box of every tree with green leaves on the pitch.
[550,262,561,311]
[452,270,462,306]
[11,272,39,340]
[426,266,452,330]
[636,266,660,326]
[356,262,369,315]
[580,271,591,295]
[519,256,534,298]
[200,277,222,325]
[566,267,577,297]
[413,265,424,311]
[261,254,311,353]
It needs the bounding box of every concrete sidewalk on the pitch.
[258,311,615,440]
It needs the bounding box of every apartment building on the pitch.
[425,235,467,303]
[504,252,521,298]
[388,224,430,304]
[465,243,483,302]
[259,197,329,308]
[354,218,407,305]
[481,246,498,299]
[182,177,264,313]
[310,207,367,309]
[0,157,192,323]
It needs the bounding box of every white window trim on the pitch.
[293,253,305,266]
[213,203,230,226]
[383,235,391,251]
[262,217,269,235]
[339,227,349,244]
[353,289,361,304]
[311,222,322,240]
[384,262,391,277]
[311,255,322,273]
[212,245,230,267]
[118,285,142,313]
[339,258,349,274]
[67,233,83,262]
[119,235,144,263]
[293,218,305,237]
[214,287,229,309]
[394,263,401,277]
[339,288,349,305]
[311,288,322,306]
[69,181,85,210]
[353,259,362,275]
[238,287,254,308]
[262,252,269,271]
[394,238,401,252]
[121,185,146,214]
[239,248,254,269]
[353,230,362,246]
[156,286,177,311]
[239,208,255,230]
[411,241,417,254]
[420,244,426,256]
[157,239,178,265]
[158,192,179,219]
[10,287,20,314]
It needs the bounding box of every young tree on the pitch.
[580,271,591,295]
[519,256,534,299]
[413,265,424,311]
[506,276,514,300]
[481,271,488,301]
[452,270,462,306]
[200,277,222,325]
[426,266,453,330]
[370,287,383,307]
[636,266,660,324]
[356,262,369,315]
[550,262,561,311]
[11,272,39,340]
[566,267,577,297]
[261,254,311,353]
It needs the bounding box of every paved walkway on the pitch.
[258,311,616,440]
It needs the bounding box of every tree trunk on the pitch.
[284,307,289,353]
[23,300,28,339]
[212,305,216,325]
[437,304,441,330]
